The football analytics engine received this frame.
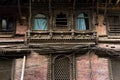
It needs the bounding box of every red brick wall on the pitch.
[76,53,109,80]
[14,51,48,80]
[24,52,48,80]
[15,52,109,80]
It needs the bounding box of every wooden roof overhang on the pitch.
[0,0,120,8]
[0,44,119,58]
[93,46,120,58]
[0,47,30,59]
[29,44,95,54]
[28,43,120,58]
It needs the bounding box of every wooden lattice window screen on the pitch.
[53,55,72,80]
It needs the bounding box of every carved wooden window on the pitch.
[0,59,14,80]
[34,14,47,30]
[76,13,89,30]
[107,14,120,35]
[0,16,14,32]
[51,54,74,80]
[56,12,67,27]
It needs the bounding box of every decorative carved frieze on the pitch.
[0,32,14,37]
[28,31,96,45]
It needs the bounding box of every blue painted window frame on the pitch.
[76,13,89,30]
[34,14,47,30]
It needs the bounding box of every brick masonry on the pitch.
[76,53,109,80]
[14,51,48,80]
[14,52,109,80]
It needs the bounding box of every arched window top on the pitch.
[54,55,70,61]
[53,55,71,80]
[78,13,88,18]
[53,54,71,62]
[35,14,46,18]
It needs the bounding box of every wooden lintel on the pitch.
[98,6,120,11]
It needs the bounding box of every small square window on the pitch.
[56,12,67,27]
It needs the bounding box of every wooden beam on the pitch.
[49,0,52,30]
[104,0,108,16]
[97,0,99,15]
[87,0,90,2]
[109,0,112,4]
[72,0,76,30]
[28,0,31,30]
[92,0,95,12]
[116,0,120,5]
[98,6,120,10]
[49,0,51,13]
[18,0,22,19]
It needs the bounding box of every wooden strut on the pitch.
[72,0,76,30]
[116,0,120,5]
[49,54,52,80]
[96,0,99,25]
[27,0,32,44]
[97,0,99,15]
[108,58,114,80]
[20,56,26,80]
[88,50,93,80]
[104,0,108,17]
[92,0,95,13]
[109,0,112,4]
[29,0,32,29]
[49,0,52,30]
[72,53,76,80]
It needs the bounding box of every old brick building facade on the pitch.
[0,0,120,80]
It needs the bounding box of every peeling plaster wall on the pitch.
[95,15,107,36]
[16,22,27,35]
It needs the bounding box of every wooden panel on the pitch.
[0,59,13,80]
[111,59,120,80]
